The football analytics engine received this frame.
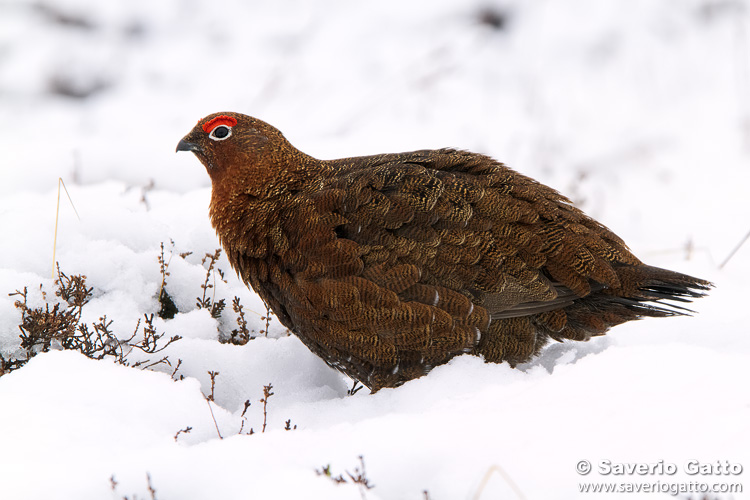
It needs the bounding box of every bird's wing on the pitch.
[314,148,638,319]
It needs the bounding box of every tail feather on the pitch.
[611,264,712,309]
[477,263,711,366]
[537,264,711,343]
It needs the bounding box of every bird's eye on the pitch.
[209,125,232,141]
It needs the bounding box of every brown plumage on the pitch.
[177,112,711,391]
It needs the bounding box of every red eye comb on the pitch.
[203,115,238,133]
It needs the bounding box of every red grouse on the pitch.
[177,112,710,391]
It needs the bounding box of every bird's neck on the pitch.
[208,151,323,261]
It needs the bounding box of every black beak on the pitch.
[176,138,202,153]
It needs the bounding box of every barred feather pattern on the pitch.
[178,113,712,391]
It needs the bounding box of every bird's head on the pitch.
[176,112,311,197]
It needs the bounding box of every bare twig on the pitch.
[260,301,273,337]
[207,370,219,401]
[347,455,374,497]
[473,464,526,500]
[315,464,346,484]
[173,426,192,441]
[227,296,250,345]
[206,398,223,440]
[720,227,750,269]
[203,371,223,438]
[197,249,226,318]
[238,399,252,435]
[157,241,178,319]
[260,383,274,433]
[316,456,374,498]
[171,359,183,380]
[146,472,157,500]
[51,178,81,279]
[240,399,251,418]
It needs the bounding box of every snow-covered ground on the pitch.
[1,0,749,498]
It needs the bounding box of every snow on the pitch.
[1,0,749,498]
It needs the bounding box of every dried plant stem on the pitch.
[207,370,219,401]
[206,398,223,440]
[472,465,526,500]
[157,242,171,307]
[197,249,226,319]
[173,426,192,441]
[51,177,80,279]
[260,301,273,337]
[316,455,374,496]
[719,227,750,269]
[146,472,157,500]
[260,383,274,433]
[6,267,181,376]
